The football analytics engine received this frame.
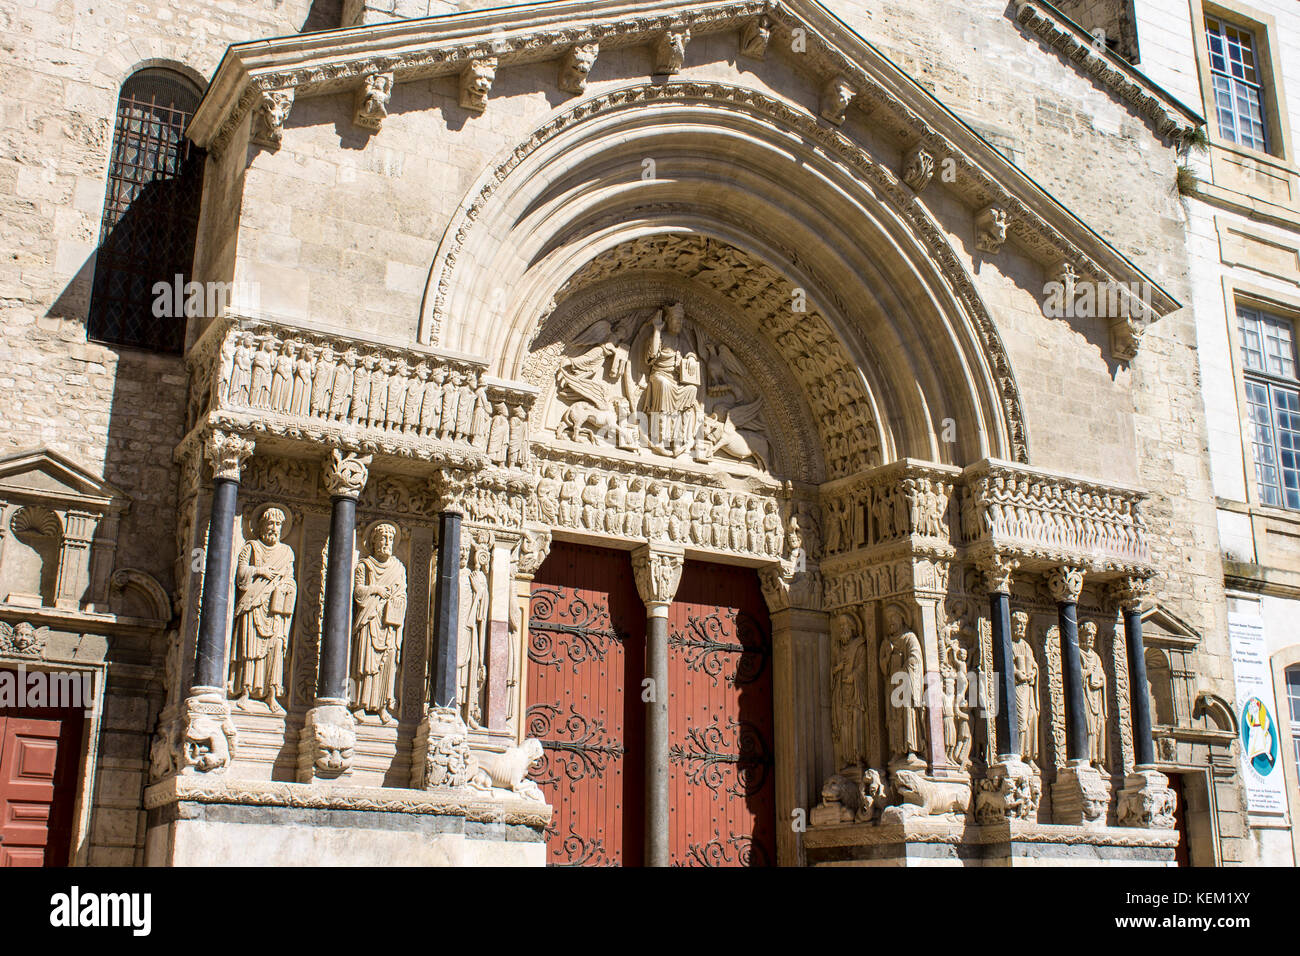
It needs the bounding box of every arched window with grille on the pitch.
[87,68,205,354]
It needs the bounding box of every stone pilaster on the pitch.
[632,543,684,868]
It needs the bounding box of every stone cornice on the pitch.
[1012,0,1205,141]
[187,0,1180,324]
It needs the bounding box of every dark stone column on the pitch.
[317,493,358,702]
[981,556,1019,761]
[1118,579,1156,767]
[192,431,254,693]
[429,508,461,710]
[632,545,683,868]
[1049,566,1088,763]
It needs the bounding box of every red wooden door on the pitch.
[0,690,85,867]
[668,562,775,866]
[526,543,645,866]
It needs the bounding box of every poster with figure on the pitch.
[1228,612,1287,814]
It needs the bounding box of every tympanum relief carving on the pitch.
[548,301,772,474]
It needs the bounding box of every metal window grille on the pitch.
[87,69,205,354]
[1205,16,1269,152]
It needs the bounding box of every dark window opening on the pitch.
[87,68,205,354]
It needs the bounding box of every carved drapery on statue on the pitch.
[1080,620,1108,771]
[350,522,407,723]
[548,302,772,473]
[1011,610,1040,766]
[458,534,491,728]
[230,505,296,714]
[879,604,926,767]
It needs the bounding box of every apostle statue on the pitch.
[230,506,296,714]
[458,540,491,728]
[879,605,926,766]
[350,522,407,724]
[830,612,868,768]
[1011,610,1040,766]
[1079,621,1108,771]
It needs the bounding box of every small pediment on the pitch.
[1142,604,1200,649]
[0,448,129,513]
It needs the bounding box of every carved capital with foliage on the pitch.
[323,449,372,499]
[205,429,255,482]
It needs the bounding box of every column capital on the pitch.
[1110,574,1152,612]
[632,543,684,609]
[1046,564,1084,604]
[429,467,475,514]
[515,527,552,579]
[205,429,255,482]
[323,448,372,499]
[979,553,1019,594]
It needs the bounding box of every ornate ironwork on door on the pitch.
[668,562,776,867]
[525,543,645,866]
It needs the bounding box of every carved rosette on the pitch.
[979,554,1018,595]
[206,430,255,482]
[180,692,238,775]
[1046,565,1084,605]
[632,545,684,608]
[324,449,372,499]
[1117,768,1176,829]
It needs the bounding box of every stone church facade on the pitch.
[0,0,1290,866]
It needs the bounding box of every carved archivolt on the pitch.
[423,81,1031,462]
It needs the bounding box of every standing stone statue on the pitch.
[458,541,490,727]
[350,522,407,724]
[1011,610,1040,766]
[830,612,867,767]
[879,605,926,766]
[1079,621,1108,771]
[230,506,296,714]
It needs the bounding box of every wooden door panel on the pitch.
[0,685,85,867]
[668,562,775,867]
[526,543,645,866]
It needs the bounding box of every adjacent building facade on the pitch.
[0,0,1291,866]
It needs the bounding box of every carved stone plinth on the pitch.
[803,816,1178,867]
[297,702,357,782]
[1117,768,1177,829]
[974,757,1041,824]
[412,706,477,789]
[1052,760,1110,827]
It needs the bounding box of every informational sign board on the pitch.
[1228,612,1288,814]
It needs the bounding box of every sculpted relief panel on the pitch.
[545,301,774,475]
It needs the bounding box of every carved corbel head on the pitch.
[460,57,498,112]
[740,15,772,59]
[559,43,599,94]
[820,75,855,125]
[902,142,936,192]
[251,89,295,149]
[354,72,393,131]
[975,205,1008,254]
[653,29,690,75]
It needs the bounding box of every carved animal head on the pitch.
[460,58,497,110]
[522,737,544,769]
[893,769,923,802]
[314,721,356,773]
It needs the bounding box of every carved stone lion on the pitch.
[881,769,970,821]
[183,712,237,773]
[470,738,545,801]
[810,773,862,826]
